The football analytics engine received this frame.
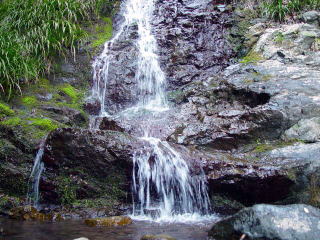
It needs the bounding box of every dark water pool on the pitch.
[0,218,218,240]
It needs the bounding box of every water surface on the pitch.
[0,218,218,240]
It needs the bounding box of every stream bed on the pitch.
[0,217,220,240]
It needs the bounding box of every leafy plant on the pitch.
[262,0,320,21]
[0,0,114,98]
[262,0,289,22]
[57,176,77,205]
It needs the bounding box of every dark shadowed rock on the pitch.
[41,106,87,127]
[208,204,320,240]
[41,128,142,205]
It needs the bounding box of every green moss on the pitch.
[309,174,320,208]
[312,38,320,51]
[1,117,22,126]
[0,102,14,117]
[57,176,77,205]
[253,139,303,153]
[22,96,38,107]
[274,32,285,44]
[91,17,113,48]
[240,51,264,64]
[28,118,58,131]
[59,84,78,103]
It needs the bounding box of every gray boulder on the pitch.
[302,11,319,26]
[282,117,320,143]
[209,204,320,240]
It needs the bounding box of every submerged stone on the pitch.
[8,206,64,221]
[84,216,132,227]
[141,234,176,240]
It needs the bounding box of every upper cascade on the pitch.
[92,0,168,117]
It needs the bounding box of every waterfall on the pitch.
[91,0,212,221]
[132,137,210,220]
[91,0,168,116]
[27,139,46,208]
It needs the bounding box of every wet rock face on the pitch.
[41,128,141,204]
[208,204,320,240]
[153,0,234,89]
[100,0,234,113]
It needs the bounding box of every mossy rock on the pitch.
[9,206,64,221]
[0,102,14,118]
[91,17,113,48]
[84,216,133,227]
[141,234,176,240]
[239,51,264,64]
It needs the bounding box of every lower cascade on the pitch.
[132,137,210,220]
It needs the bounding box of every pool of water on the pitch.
[0,217,220,240]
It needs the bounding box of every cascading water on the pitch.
[91,0,168,117]
[132,137,210,221]
[27,139,46,208]
[91,0,212,222]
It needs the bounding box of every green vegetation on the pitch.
[0,0,117,97]
[253,139,303,153]
[1,117,22,126]
[22,96,38,107]
[29,118,58,131]
[262,0,320,21]
[59,84,79,103]
[240,51,264,64]
[274,32,285,43]
[57,176,77,205]
[92,17,113,48]
[0,102,14,117]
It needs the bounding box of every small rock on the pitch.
[84,216,132,227]
[73,238,89,240]
[141,234,176,240]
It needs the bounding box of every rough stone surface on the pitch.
[209,204,320,240]
[282,117,320,143]
[100,0,234,113]
[41,128,141,205]
[84,216,132,227]
[302,11,320,26]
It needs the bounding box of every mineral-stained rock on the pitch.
[84,216,132,227]
[141,234,176,240]
[9,206,63,221]
[208,204,320,240]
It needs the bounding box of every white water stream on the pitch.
[27,139,46,208]
[92,0,214,222]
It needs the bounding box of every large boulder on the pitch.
[205,142,320,213]
[40,128,142,206]
[208,204,320,240]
